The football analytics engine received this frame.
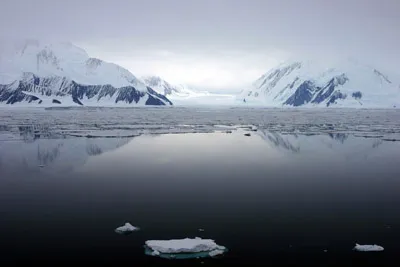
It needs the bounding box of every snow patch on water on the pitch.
[115,223,139,234]
[354,243,384,252]
[145,237,226,254]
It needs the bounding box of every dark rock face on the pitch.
[312,74,348,104]
[52,99,61,104]
[326,91,347,106]
[283,74,349,107]
[0,73,172,106]
[284,81,315,106]
[147,87,173,105]
[115,87,145,104]
[0,82,41,104]
[352,91,362,99]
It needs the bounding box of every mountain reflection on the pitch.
[0,137,133,173]
[37,143,63,165]
[257,130,300,153]
[328,133,348,143]
[18,125,55,142]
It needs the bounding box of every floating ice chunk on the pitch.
[144,238,228,259]
[209,249,224,257]
[115,223,139,234]
[198,228,205,232]
[145,237,224,254]
[354,243,384,252]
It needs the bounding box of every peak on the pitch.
[0,38,147,90]
[0,39,89,59]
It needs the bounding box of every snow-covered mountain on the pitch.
[239,59,400,108]
[0,40,172,106]
[141,76,181,96]
[141,75,204,96]
[141,75,235,106]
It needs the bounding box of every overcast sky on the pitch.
[1,0,399,92]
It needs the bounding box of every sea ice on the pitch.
[115,223,139,234]
[353,243,384,252]
[144,237,227,259]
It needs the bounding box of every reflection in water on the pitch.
[18,125,53,142]
[37,143,63,165]
[258,130,300,153]
[373,139,383,149]
[86,144,103,156]
[328,133,348,144]
[1,131,399,175]
[1,130,400,266]
[0,137,134,173]
[0,125,10,131]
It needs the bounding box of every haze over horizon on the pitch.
[1,0,399,92]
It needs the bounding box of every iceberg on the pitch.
[354,243,384,252]
[145,237,227,259]
[115,223,139,234]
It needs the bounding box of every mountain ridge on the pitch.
[0,40,172,106]
[239,59,400,108]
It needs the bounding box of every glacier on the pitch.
[0,40,172,106]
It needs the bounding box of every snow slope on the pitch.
[0,40,172,106]
[142,75,235,106]
[239,58,400,108]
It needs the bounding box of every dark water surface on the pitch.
[1,108,400,266]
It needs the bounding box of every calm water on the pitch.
[1,108,400,266]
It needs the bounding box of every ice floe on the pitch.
[145,237,227,259]
[354,243,384,252]
[115,223,139,234]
